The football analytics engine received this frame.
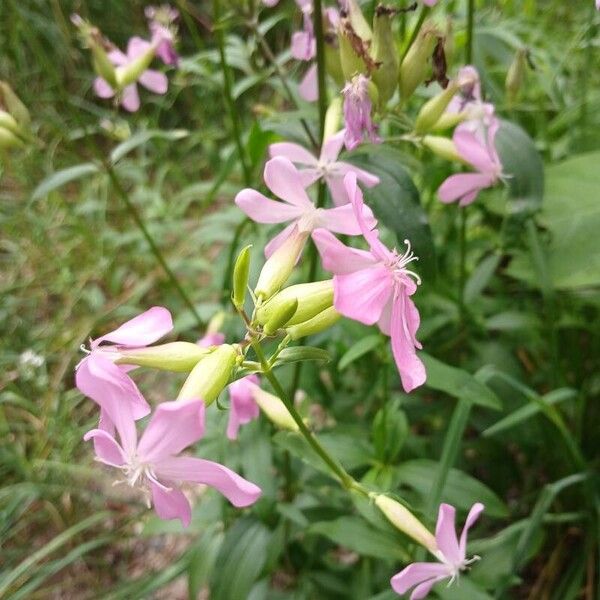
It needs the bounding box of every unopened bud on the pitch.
[255,228,308,300]
[252,388,299,432]
[325,42,345,87]
[422,135,462,163]
[324,96,343,141]
[372,494,437,553]
[0,81,30,126]
[232,244,252,310]
[116,45,156,88]
[256,280,333,327]
[115,342,210,372]
[263,298,298,335]
[0,126,24,149]
[0,110,22,138]
[339,24,369,80]
[414,80,459,135]
[287,306,341,340]
[345,0,372,42]
[399,24,439,102]
[506,48,527,104]
[371,6,399,105]
[177,344,237,405]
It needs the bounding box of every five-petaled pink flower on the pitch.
[437,118,503,206]
[227,374,261,440]
[391,503,484,599]
[84,395,261,526]
[269,129,379,206]
[342,74,381,150]
[235,156,375,257]
[313,172,426,392]
[93,37,169,112]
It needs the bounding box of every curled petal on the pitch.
[391,562,449,596]
[83,429,126,466]
[150,481,192,527]
[459,502,485,556]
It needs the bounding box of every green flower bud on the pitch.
[287,306,341,340]
[0,81,30,126]
[0,126,24,150]
[115,342,211,372]
[371,6,400,105]
[339,23,369,81]
[232,244,252,310]
[254,229,308,301]
[422,135,462,163]
[399,24,439,102]
[0,110,22,138]
[256,280,334,327]
[177,344,237,405]
[116,46,156,88]
[372,493,437,553]
[252,388,299,432]
[430,110,465,131]
[345,0,372,42]
[506,48,527,104]
[414,81,459,135]
[263,298,298,336]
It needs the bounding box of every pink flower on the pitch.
[235,156,375,258]
[313,173,426,392]
[269,130,379,206]
[291,0,316,62]
[391,503,484,599]
[84,396,261,526]
[342,74,381,150]
[145,5,180,66]
[227,375,261,440]
[93,37,168,112]
[197,332,226,347]
[437,118,503,206]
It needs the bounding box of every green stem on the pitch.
[251,339,363,493]
[104,165,205,329]
[465,0,475,64]
[312,0,328,141]
[401,6,430,62]
[213,0,252,185]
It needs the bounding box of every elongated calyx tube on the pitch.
[373,493,437,554]
[413,80,459,135]
[232,244,252,310]
[177,344,237,405]
[116,46,157,88]
[256,280,334,327]
[286,306,341,340]
[371,6,399,105]
[422,135,462,163]
[399,24,440,102]
[263,298,298,335]
[252,387,299,432]
[115,342,211,372]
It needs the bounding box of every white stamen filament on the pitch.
[388,239,421,286]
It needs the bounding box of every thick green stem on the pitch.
[213,0,252,185]
[312,0,328,141]
[465,0,475,64]
[104,164,204,329]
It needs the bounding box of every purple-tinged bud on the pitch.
[342,74,381,150]
[146,5,180,66]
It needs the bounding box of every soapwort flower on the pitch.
[342,74,381,150]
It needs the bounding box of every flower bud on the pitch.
[177,344,237,405]
[256,280,333,327]
[371,6,399,105]
[430,110,465,131]
[0,81,30,126]
[338,23,369,81]
[325,40,345,87]
[422,135,462,163]
[287,306,341,340]
[0,126,24,150]
[252,387,299,432]
[324,96,343,141]
[115,342,211,372]
[0,110,22,138]
[413,81,459,135]
[345,0,372,42]
[399,24,439,102]
[232,244,252,310]
[372,493,437,553]
[263,298,298,336]
[254,228,308,301]
[506,48,527,104]
[116,46,156,88]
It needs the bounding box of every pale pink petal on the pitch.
[226,375,260,440]
[93,306,173,349]
[453,128,496,173]
[391,563,449,595]
[291,31,315,61]
[298,168,322,188]
[150,481,192,526]
[326,175,350,206]
[299,64,318,102]
[409,575,448,600]
[459,502,485,556]
[312,228,376,274]
[269,142,317,166]
[319,202,376,236]
[378,298,392,335]
[121,84,140,112]
[154,456,262,507]
[334,266,393,325]
[438,172,495,205]
[127,36,152,60]
[137,398,205,463]
[94,77,115,99]
[334,161,380,188]
[264,223,297,258]
[264,157,313,208]
[83,429,126,466]
[390,291,427,393]
[435,503,462,564]
[235,189,304,223]
[139,69,168,94]
[108,49,128,66]
[197,332,225,347]
[320,130,345,162]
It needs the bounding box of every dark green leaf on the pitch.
[338,334,382,370]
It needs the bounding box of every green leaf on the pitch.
[31,163,99,201]
[346,145,436,280]
[308,516,408,561]
[464,253,501,304]
[211,518,271,600]
[272,346,330,367]
[338,334,382,370]
[421,353,502,410]
[495,120,544,213]
[396,459,509,517]
[109,129,189,163]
